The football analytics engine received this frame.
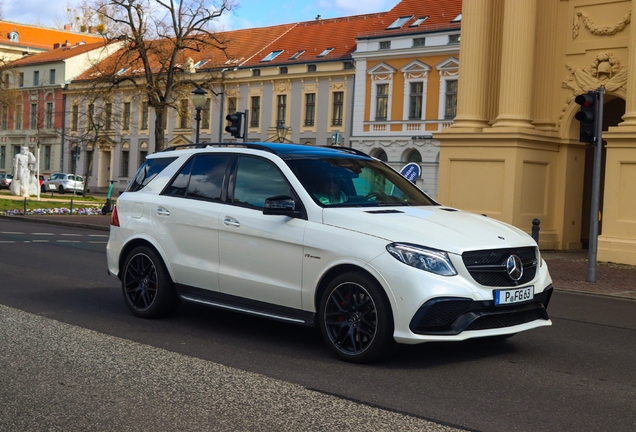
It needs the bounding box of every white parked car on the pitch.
[42,173,84,194]
[107,143,553,363]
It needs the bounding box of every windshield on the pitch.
[287,157,437,207]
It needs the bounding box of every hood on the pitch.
[322,206,535,255]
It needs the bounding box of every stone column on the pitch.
[492,0,537,129]
[451,0,493,130]
[618,0,636,126]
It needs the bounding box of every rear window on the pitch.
[127,157,177,192]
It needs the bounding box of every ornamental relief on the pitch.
[560,52,627,122]
[572,10,631,39]
[273,80,291,93]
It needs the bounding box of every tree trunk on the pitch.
[154,104,166,152]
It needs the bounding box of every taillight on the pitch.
[110,205,120,227]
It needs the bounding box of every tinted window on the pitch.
[233,157,292,209]
[287,157,436,207]
[187,155,229,200]
[127,157,177,192]
[163,159,194,197]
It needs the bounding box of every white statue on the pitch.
[10,146,38,197]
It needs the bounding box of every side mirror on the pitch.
[263,195,300,217]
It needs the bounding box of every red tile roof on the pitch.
[9,41,110,67]
[0,21,103,52]
[361,0,462,38]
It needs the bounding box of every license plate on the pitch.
[48,184,56,190]
[494,286,534,306]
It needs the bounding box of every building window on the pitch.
[139,150,147,168]
[279,66,288,74]
[122,101,131,130]
[202,98,211,129]
[449,34,460,44]
[49,69,56,85]
[1,105,7,130]
[276,95,286,123]
[120,150,129,177]
[8,31,18,42]
[375,84,388,121]
[317,48,334,58]
[45,102,53,128]
[15,105,23,129]
[88,103,95,130]
[227,97,237,116]
[332,92,343,126]
[304,93,315,127]
[409,82,423,120]
[140,101,149,130]
[413,37,426,47]
[445,80,458,119]
[30,103,37,129]
[343,61,354,70]
[104,102,112,130]
[0,146,5,169]
[252,69,260,77]
[71,104,79,131]
[261,50,283,62]
[19,73,24,87]
[178,99,189,129]
[387,16,413,29]
[307,64,317,72]
[44,145,51,170]
[33,71,39,86]
[411,16,429,27]
[407,149,422,163]
[290,50,305,60]
[250,96,260,127]
[379,41,391,50]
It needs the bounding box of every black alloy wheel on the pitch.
[58,185,65,194]
[121,246,179,318]
[319,272,396,363]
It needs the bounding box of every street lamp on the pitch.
[276,120,289,143]
[191,87,207,143]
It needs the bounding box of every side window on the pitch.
[163,158,194,197]
[186,155,229,200]
[233,157,292,209]
[127,157,177,192]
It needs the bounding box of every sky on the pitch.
[2,0,397,31]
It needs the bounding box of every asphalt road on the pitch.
[1,218,635,432]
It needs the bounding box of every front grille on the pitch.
[410,286,552,335]
[462,247,538,287]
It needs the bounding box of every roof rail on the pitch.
[162,142,277,154]
[318,146,369,157]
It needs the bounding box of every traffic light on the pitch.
[225,112,244,139]
[575,91,597,143]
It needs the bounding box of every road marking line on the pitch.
[88,234,109,237]
[88,241,108,244]
[1,232,25,235]
[32,233,55,236]
[60,234,82,237]
[0,241,15,243]
[32,240,49,243]
[56,240,81,243]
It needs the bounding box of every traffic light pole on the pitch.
[587,87,604,283]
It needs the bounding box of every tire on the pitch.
[58,185,65,194]
[318,271,397,363]
[41,185,46,193]
[121,246,180,318]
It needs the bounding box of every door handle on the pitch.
[223,217,240,227]
[156,207,170,216]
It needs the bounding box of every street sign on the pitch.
[400,163,421,183]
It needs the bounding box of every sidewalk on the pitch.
[2,213,636,301]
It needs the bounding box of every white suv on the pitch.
[107,143,553,363]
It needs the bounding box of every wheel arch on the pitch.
[118,237,175,282]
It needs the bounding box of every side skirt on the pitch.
[176,284,317,327]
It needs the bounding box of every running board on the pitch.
[180,294,316,327]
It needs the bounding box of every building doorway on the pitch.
[580,97,624,248]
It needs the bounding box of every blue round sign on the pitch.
[400,163,421,183]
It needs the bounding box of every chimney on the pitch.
[89,26,97,34]
[64,24,72,31]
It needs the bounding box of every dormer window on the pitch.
[387,16,413,29]
[261,50,283,62]
[289,50,305,60]
[451,13,462,22]
[317,47,334,58]
[8,31,19,42]
[194,59,208,68]
[410,16,429,27]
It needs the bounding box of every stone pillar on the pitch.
[618,0,636,126]
[492,0,537,129]
[451,0,492,130]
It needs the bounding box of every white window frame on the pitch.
[368,63,396,123]
[436,58,459,121]
[401,61,430,121]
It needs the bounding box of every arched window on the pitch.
[406,149,422,163]
[371,149,388,162]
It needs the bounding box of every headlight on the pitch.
[386,243,457,276]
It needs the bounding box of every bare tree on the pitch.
[84,0,236,152]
